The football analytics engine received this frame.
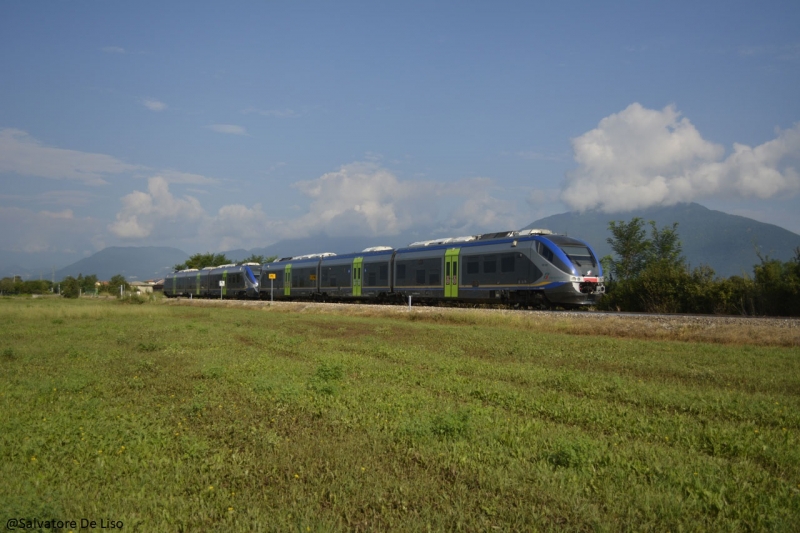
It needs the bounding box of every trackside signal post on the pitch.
[268,272,276,302]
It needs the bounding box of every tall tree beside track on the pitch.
[173,253,231,271]
[752,247,800,316]
[605,218,651,281]
[239,254,277,265]
[600,220,799,316]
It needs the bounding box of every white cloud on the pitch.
[560,103,800,212]
[208,124,247,135]
[212,204,271,251]
[443,179,519,234]
[242,107,298,118]
[151,169,218,185]
[108,162,523,251]
[0,129,138,185]
[101,46,126,54]
[38,190,95,207]
[0,206,101,254]
[292,162,440,237]
[108,177,206,239]
[526,187,562,207]
[143,99,167,111]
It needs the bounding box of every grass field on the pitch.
[1,297,799,531]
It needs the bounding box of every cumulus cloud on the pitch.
[208,124,247,135]
[143,99,167,111]
[108,177,205,239]
[0,129,138,185]
[290,163,520,238]
[108,162,521,251]
[561,103,800,212]
[212,203,271,251]
[292,162,440,237]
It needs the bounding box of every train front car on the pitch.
[206,264,260,299]
[533,233,605,307]
[390,229,604,308]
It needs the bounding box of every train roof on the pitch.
[406,229,553,248]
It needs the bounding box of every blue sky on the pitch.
[1,1,799,267]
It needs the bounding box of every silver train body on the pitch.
[164,230,605,307]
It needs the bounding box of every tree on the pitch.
[606,218,650,281]
[239,254,277,265]
[0,277,17,294]
[648,221,683,266]
[107,274,130,296]
[173,253,231,271]
[80,274,98,293]
[60,276,81,298]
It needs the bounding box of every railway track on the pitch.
[164,297,800,340]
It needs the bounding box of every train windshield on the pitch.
[244,266,259,285]
[559,245,598,276]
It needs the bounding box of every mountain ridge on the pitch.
[53,246,188,281]
[524,203,800,278]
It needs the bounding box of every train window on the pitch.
[466,260,479,274]
[501,255,515,273]
[321,264,351,287]
[368,272,377,286]
[538,242,555,263]
[379,264,388,281]
[396,264,406,280]
[445,262,450,276]
[484,257,497,274]
[416,269,426,285]
[560,245,597,268]
[429,271,440,285]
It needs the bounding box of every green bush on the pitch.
[601,218,800,316]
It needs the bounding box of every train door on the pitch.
[284,264,292,296]
[445,248,460,298]
[222,270,228,297]
[352,257,363,296]
[196,272,201,296]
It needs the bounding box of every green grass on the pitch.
[1,297,799,531]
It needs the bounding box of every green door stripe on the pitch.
[445,248,460,298]
[284,264,292,296]
[353,257,363,296]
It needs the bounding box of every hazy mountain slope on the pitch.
[55,247,188,281]
[524,203,800,278]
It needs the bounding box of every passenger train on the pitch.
[163,229,605,307]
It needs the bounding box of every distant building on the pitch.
[130,281,155,294]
